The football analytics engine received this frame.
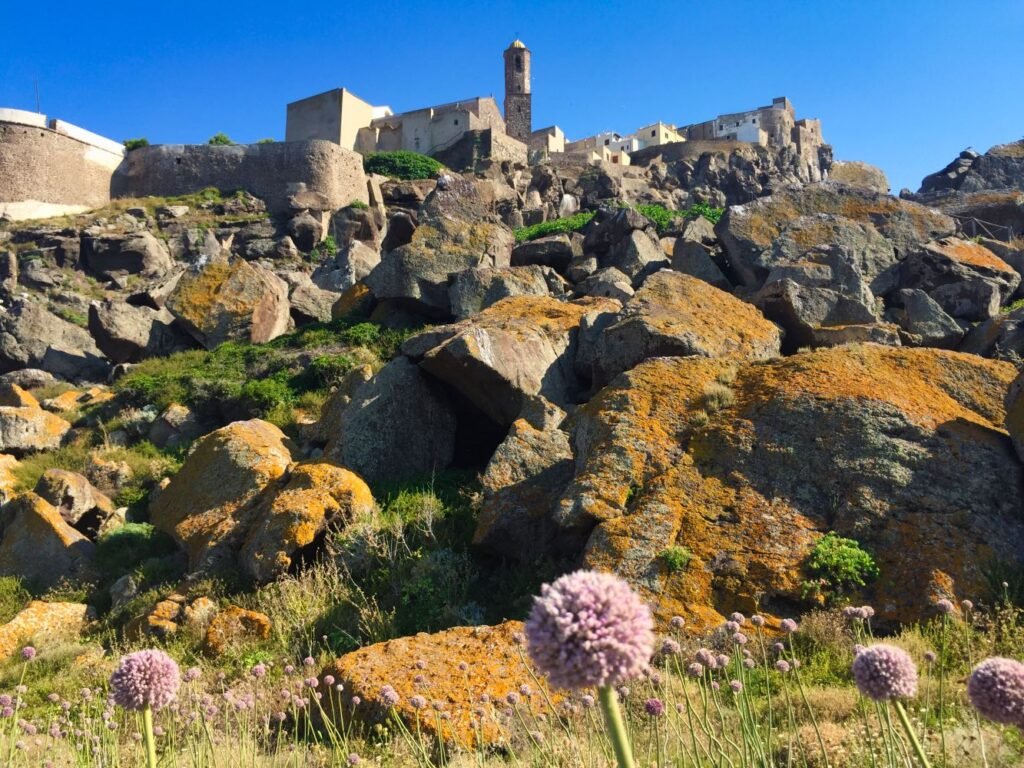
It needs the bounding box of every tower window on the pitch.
[515,55,523,72]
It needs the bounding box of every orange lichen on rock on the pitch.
[561,344,1022,628]
[0,601,92,660]
[320,621,563,748]
[203,606,271,656]
[926,237,1015,273]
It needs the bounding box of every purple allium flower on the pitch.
[924,651,937,664]
[842,606,857,619]
[851,644,918,701]
[413,674,426,684]
[251,663,267,679]
[962,600,974,612]
[303,656,315,667]
[110,650,180,712]
[46,693,59,704]
[505,692,520,706]
[743,658,755,669]
[695,648,717,669]
[729,612,746,625]
[775,660,791,673]
[780,619,798,633]
[733,632,748,645]
[853,644,866,656]
[20,647,35,661]
[324,675,335,687]
[725,621,740,633]
[751,615,765,628]
[409,695,427,710]
[661,639,681,656]
[935,599,955,615]
[348,754,360,766]
[525,570,654,690]
[380,685,399,707]
[711,681,720,691]
[0,695,11,707]
[670,616,685,630]
[458,661,469,672]
[730,680,743,693]
[861,606,875,618]
[645,698,665,717]
[687,662,704,678]
[284,665,295,675]
[519,684,532,697]
[967,657,1024,726]
[772,642,785,655]
[716,654,730,669]
[581,694,595,708]
[617,686,630,699]
[351,695,361,706]
[415,660,427,670]
[184,667,201,683]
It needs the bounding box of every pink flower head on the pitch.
[780,619,798,633]
[110,650,181,712]
[751,615,765,627]
[669,616,685,630]
[661,639,681,656]
[380,685,399,707]
[935,599,955,615]
[525,570,654,689]
[851,644,918,701]
[775,660,791,673]
[644,698,665,717]
[730,680,743,693]
[729,612,746,625]
[967,657,1024,726]
[20,647,35,661]
[409,695,427,709]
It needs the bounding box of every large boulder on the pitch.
[583,271,781,388]
[240,461,374,583]
[448,265,563,320]
[0,601,92,661]
[717,183,955,287]
[887,289,964,349]
[320,621,561,748]
[473,416,574,558]
[918,140,1024,195]
[961,305,1024,359]
[149,420,294,571]
[311,241,381,292]
[88,301,191,364]
[166,257,291,348]
[0,302,109,381]
[553,345,1023,627]
[899,237,1020,321]
[326,357,457,483]
[828,161,890,193]
[0,494,96,590]
[81,232,174,280]
[511,233,581,273]
[365,176,514,317]
[34,469,120,539]
[0,407,70,454]
[414,296,620,427]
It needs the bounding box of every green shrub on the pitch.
[94,523,178,580]
[208,132,233,146]
[803,532,880,603]
[514,211,596,243]
[348,199,369,210]
[237,376,295,418]
[310,235,339,261]
[0,577,30,623]
[123,137,150,151]
[636,202,724,233]
[363,151,442,180]
[660,546,693,573]
[256,138,275,144]
[305,354,356,389]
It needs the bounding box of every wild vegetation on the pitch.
[363,151,444,181]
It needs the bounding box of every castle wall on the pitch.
[0,110,124,221]
[111,140,368,213]
[285,89,376,151]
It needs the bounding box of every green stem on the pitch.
[598,686,636,768]
[142,704,159,768]
[893,700,932,768]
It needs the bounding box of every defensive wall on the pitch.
[0,108,125,220]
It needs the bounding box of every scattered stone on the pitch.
[81,231,174,280]
[0,406,70,453]
[203,606,272,656]
[887,289,964,348]
[0,301,109,382]
[88,300,190,364]
[828,161,890,193]
[0,601,92,661]
[0,494,96,590]
[448,265,563,319]
[0,383,39,408]
[510,233,581,273]
[147,403,204,449]
[575,267,635,302]
[34,469,120,539]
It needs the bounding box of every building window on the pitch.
[515,55,523,72]
[752,118,757,123]
[604,139,610,146]
[454,118,459,126]
[651,130,656,137]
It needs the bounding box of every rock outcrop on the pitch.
[0,601,93,661]
[0,494,96,589]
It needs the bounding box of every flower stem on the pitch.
[893,700,931,768]
[598,686,636,768]
[142,704,158,768]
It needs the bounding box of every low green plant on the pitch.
[635,202,724,233]
[803,531,880,603]
[123,137,150,151]
[700,382,735,412]
[94,523,178,581]
[0,577,30,623]
[208,132,233,146]
[659,546,692,573]
[348,199,369,210]
[310,234,339,262]
[256,138,275,144]
[514,211,596,243]
[363,150,443,180]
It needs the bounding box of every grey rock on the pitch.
[81,232,174,280]
[448,266,562,319]
[88,301,191,364]
[0,301,109,381]
[575,267,635,302]
[887,289,964,349]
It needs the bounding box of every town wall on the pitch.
[111,140,368,213]
[0,109,125,221]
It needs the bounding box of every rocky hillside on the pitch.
[0,137,1023,688]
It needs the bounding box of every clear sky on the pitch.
[2,0,1021,193]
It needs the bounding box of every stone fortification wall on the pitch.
[0,109,125,220]
[111,140,369,213]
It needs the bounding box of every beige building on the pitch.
[285,88,392,151]
[632,121,685,149]
[355,96,506,157]
[529,125,565,154]
[681,97,823,151]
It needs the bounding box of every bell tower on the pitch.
[503,39,532,142]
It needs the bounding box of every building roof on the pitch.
[508,39,527,49]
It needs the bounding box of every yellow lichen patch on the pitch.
[467,295,619,336]
[0,601,91,660]
[202,606,271,657]
[321,621,563,748]
[571,345,1021,626]
[990,142,1024,158]
[0,384,39,409]
[241,460,374,582]
[331,282,373,320]
[928,238,1015,273]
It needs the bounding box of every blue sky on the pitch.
[2,1,1021,192]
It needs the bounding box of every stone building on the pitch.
[503,40,532,142]
[681,97,823,151]
[633,121,685,149]
[355,96,507,157]
[285,88,392,151]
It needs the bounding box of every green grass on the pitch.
[635,201,724,231]
[363,150,443,180]
[514,211,595,243]
[0,577,30,624]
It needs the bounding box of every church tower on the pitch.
[503,39,532,142]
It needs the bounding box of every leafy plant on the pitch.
[123,137,150,151]
[256,138,275,144]
[660,546,693,573]
[348,199,369,210]
[208,132,233,146]
[363,150,443,180]
[514,211,596,243]
[635,202,724,233]
[803,532,880,603]
[0,577,30,623]
[310,235,339,262]
[95,523,178,581]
